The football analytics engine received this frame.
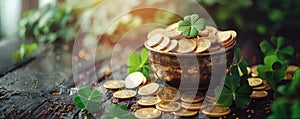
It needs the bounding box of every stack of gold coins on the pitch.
[145,22,237,54]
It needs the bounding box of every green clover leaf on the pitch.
[74,87,102,113]
[126,48,150,78]
[260,36,294,62]
[100,104,137,119]
[13,43,38,63]
[267,98,290,119]
[177,14,206,37]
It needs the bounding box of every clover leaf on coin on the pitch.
[126,48,151,78]
[177,14,206,37]
[74,87,102,113]
[100,104,137,119]
[260,36,294,62]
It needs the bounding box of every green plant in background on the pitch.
[100,104,137,119]
[215,48,252,108]
[177,14,206,37]
[268,68,300,119]
[260,36,294,62]
[126,48,150,78]
[19,4,77,43]
[12,43,38,63]
[74,87,102,113]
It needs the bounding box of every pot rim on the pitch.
[144,41,236,57]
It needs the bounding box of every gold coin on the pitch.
[198,30,209,37]
[250,91,268,99]
[165,22,178,31]
[262,80,272,90]
[247,67,251,75]
[248,77,263,87]
[251,65,259,77]
[181,102,202,111]
[205,26,218,35]
[146,34,164,47]
[202,104,231,117]
[194,38,211,53]
[157,86,180,101]
[164,30,182,39]
[134,108,161,119]
[125,72,146,89]
[172,109,198,117]
[181,91,204,103]
[229,30,237,38]
[156,101,181,112]
[147,28,166,39]
[113,90,136,99]
[138,96,160,106]
[175,38,197,53]
[252,84,266,91]
[217,31,232,43]
[138,83,160,96]
[153,36,170,50]
[163,40,178,52]
[103,80,125,89]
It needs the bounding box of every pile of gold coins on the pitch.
[145,22,237,54]
[102,72,232,118]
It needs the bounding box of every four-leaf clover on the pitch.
[177,14,206,37]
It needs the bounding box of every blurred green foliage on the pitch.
[19,4,77,43]
[197,0,300,35]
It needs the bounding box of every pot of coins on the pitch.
[144,18,236,91]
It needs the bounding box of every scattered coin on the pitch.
[134,108,161,119]
[252,84,266,91]
[147,28,166,39]
[113,89,136,99]
[181,102,202,111]
[194,38,211,53]
[250,91,268,99]
[156,101,181,112]
[153,36,170,50]
[202,104,231,117]
[157,86,181,101]
[138,96,160,106]
[251,65,259,77]
[163,40,178,52]
[172,109,198,117]
[248,78,263,87]
[146,34,164,47]
[103,80,125,89]
[181,91,204,103]
[217,31,232,43]
[175,38,197,53]
[138,83,160,96]
[125,72,146,89]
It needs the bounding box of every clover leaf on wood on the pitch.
[126,48,150,78]
[100,104,137,119]
[74,87,102,113]
[177,14,206,37]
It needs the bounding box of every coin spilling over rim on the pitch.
[172,109,198,117]
[157,86,181,101]
[134,108,161,119]
[156,101,181,112]
[175,38,197,53]
[248,77,263,87]
[138,96,161,106]
[181,91,204,103]
[162,40,178,52]
[113,89,136,99]
[103,80,125,89]
[146,34,164,47]
[125,72,145,89]
[138,83,160,96]
[202,104,231,117]
[153,35,171,50]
